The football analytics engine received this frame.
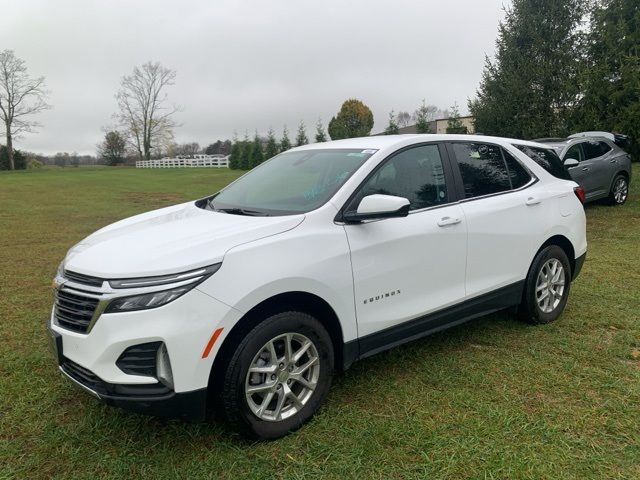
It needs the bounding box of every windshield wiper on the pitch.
[213,207,269,217]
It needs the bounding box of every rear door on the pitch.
[342,143,467,338]
[447,142,549,299]
[581,140,612,198]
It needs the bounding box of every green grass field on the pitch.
[1,166,639,479]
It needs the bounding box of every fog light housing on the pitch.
[156,343,174,390]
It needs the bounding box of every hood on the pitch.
[64,202,305,278]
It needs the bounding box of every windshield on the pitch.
[207,148,375,215]
[514,144,571,180]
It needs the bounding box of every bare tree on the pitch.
[397,111,411,128]
[0,50,50,170]
[174,142,200,157]
[115,62,180,160]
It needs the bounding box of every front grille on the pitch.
[63,270,105,288]
[54,289,99,333]
[61,357,171,397]
[116,342,162,377]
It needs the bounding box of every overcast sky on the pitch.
[1,0,508,155]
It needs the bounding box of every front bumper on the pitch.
[49,287,243,421]
[50,328,208,421]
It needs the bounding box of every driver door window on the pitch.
[350,144,450,212]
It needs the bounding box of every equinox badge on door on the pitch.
[363,290,401,305]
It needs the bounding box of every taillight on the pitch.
[574,186,586,204]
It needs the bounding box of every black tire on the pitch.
[518,245,572,325]
[608,174,629,205]
[221,311,334,440]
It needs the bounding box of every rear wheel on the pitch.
[519,245,572,324]
[221,311,334,439]
[609,174,629,205]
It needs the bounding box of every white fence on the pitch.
[136,154,230,168]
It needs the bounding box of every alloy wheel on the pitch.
[613,178,628,204]
[535,258,565,313]
[245,332,320,422]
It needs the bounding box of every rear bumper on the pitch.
[573,252,586,280]
[49,329,207,421]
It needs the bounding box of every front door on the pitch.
[342,143,467,339]
[564,142,603,199]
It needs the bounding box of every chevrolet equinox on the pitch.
[50,134,587,439]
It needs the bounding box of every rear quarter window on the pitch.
[514,145,572,181]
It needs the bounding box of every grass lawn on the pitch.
[1,166,639,479]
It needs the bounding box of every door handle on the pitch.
[437,216,461,227]
[610,159,617,163]
[582,167,590,171]
[525,197,541,206]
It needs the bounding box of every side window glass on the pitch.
[598,141,612,156]
[351,144,449,211]
[565,144,584,162]
[503,150,532,189]
[452,143,511,198]
[583,141,603,160]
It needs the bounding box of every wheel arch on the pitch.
[535,235,576,277]
[207,291,347,402]
[609,169,630,190]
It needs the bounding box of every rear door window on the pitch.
[451,143,512,198]
[598,141,612,156]
[583,141,605,160]
[503,150,532,188]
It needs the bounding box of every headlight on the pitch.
[104,263,221,313]
[105,286,192,313]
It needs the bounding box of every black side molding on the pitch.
[343,281,524,367]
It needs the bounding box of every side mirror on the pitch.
[564,158,579,168]
[343,194,410,223]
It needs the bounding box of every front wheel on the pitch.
[519,245,572,324]
[221,311,334,439]
[609,174,629,205]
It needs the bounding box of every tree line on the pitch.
[469,0,640,156]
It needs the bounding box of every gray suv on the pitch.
[531,134,632,205]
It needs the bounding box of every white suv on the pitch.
[50,135,587,439]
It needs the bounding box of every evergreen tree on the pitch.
[328,99,374,139]
[384,110,400,135]
[265,127,279,160]
[280,126,292,152]
[469,0,585,139]
[250,131,264,168]
[295,121,309,146]
[228,136,242,170]
[414,100,433,133]
[575,0,640,157]
[239,132,252,170]
[315,118,327,143]
[0,145,26,170]
[446,103,468,134]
